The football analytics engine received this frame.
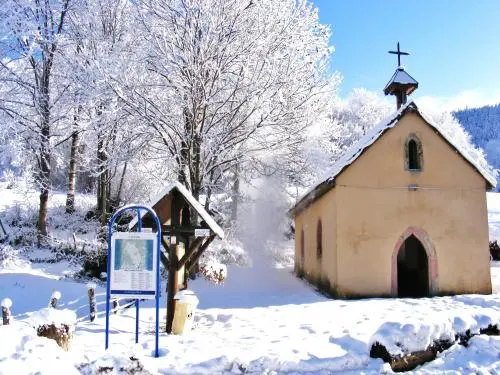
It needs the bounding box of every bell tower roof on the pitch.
[383,67,418,96]
[383,42,418,109]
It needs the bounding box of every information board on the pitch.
[110,232,158,299]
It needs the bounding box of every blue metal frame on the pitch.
[105,205,161,358]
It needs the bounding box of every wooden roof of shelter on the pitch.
[128,181,224,239]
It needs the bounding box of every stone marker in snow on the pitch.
[87,283,97,322]
[49,291,61,308]
[32,307,76,351]
[1,297,12,325]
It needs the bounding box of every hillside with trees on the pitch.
[454,104,500,188]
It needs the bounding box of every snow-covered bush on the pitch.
[201,238,251,268]
[2,169,17,189]
[200,262,227,285]
[4,201,38,246]
[79,242,107,280]
[0,244,16,262]
[490,241,500,260]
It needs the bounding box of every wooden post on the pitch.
[177,242,186,289]
[87,283,97,322]
[166,242,179,333]
[1,298,12,325]
[49,291,61,308]
[112,298,119,314]
[166,192,183,334]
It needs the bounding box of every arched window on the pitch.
[300,229,305,266]
[316,219,322,260]
[405,134,423,171]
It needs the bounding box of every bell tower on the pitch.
[384,42,418,109]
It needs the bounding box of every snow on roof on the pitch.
[291,101,497,216]
[128,181,224,239]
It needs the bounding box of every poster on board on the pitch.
[110,232,157,299]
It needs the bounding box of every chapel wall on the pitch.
[331,112,491,297]
[294,189,338,291]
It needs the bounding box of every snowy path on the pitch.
[2,260,500,374]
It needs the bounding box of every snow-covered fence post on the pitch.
[1,298,12,325]
[49,291,61,308]
[112,298,119,314]
[87,283,97,322]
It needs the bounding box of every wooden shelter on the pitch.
[129,181,224,333]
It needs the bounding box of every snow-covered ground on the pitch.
[1,189,500,374]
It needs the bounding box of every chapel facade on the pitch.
[289,46,495,298]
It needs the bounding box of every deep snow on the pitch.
[1,189,500,374]
[2,259,500,374]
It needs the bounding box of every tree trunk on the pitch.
[37,73,51,243]
[96,128,109,225]
[231,164,240,224]
[99,173,107,225]
[204,185,211,211]
[115,162,128,206]
[96,130,103,210]
[65,124,79,214]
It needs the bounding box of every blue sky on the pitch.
[311,0,500,109]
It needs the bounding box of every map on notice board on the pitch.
[110,232,157,299]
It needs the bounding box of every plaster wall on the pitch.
[295,112,491,297]
[295,188,337,288]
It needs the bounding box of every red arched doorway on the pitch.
[391,227,438,297]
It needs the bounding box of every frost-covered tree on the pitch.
[64,0,145,220]
[114,0,336,213]
[0,0,72,240]
[298,88,391,189]
[421,105,492,178]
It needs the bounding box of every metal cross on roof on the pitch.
[388,42,409,67]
